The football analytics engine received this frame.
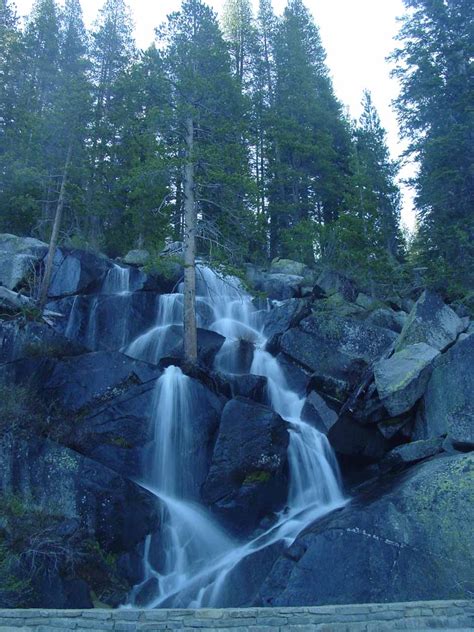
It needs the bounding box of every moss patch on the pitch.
[243,470,271,485]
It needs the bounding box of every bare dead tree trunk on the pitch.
[183,117,198,364]
[38,143,72,312]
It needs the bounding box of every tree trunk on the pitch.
[38,143,72,312]
[183,117,198,364]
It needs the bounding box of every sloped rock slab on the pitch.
[396,290,466,352]
[257,453,474,606]
[374,343,440,416]
[415,333,474,448]
[0,436,159,552]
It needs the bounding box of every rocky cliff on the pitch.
[0,235,472,608]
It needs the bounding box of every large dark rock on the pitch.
[381,438,444,469]
[0,320,84,364]
[128,324,225,368]
[0,435,160,609]
[257,453,474,606]
[123,249,150,266]
[275,352,311,396]
[48,248,113,298]
[328,415,387,463]
[281,314,395,403]
[299,314,396,364]
[374,343,440,416]
[263,298,310,340]
[227,374,268,403]
[270,258,309,277]
[396,290,466,352]
[366,307,407,333]
[0,435,159,552]
[415,333,474,448]
[68,381,158,478]
[301,391,338,434]
[213,541,285,607]
[202,398,289,535]
[42,350,160,414]
[256,273,304,300]
[314,270,357,302]
[50,363,223,486]
[0,354,57,391]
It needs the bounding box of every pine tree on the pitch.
[103,45,172,254]
[354,90,402,260]
[0,0,25,230]
[267,0,352,263]
[222,0,255,85]
[160,0,251,362]
[88,0,135,242]
[0,0,20,141]
[39,0,92,307]
[335,91,404,290]
[246,0,277,257]
[0,0,62,236]
[391,0,474,292]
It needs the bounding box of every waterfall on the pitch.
[124,294,183,364]
[63,264,133,349]
[129,265,346,608]
[131,366,234,608]
[102,264,131,294]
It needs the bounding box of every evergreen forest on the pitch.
[0,0,472,299]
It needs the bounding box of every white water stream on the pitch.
[125,265,346,608]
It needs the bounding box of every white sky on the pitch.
[14,0,416,229]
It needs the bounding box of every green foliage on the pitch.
[0,0,466,297]
[391,0,474,295]
[143,250,183,281]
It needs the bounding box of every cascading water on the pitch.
[124,294,184,364]
[129,265,346,608]
[102,263,131,295]
[64,263,133,349]
[131,365,234,608]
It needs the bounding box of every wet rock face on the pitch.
[258,273,305,300]
[202,397,289,535]
[48,248,114,298]
[301,391,338,434]
[42,350,160,413]
[257,453,474,606]
[1,241,473,609]
[48,292,159,351]
[263,298,310,340]
[0,320,85,363]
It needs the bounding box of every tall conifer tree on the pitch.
[392,0,473,291]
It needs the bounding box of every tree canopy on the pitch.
[1,0,470,298]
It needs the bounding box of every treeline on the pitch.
[0,0,471,295]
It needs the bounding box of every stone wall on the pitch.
[0,600,472,631]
